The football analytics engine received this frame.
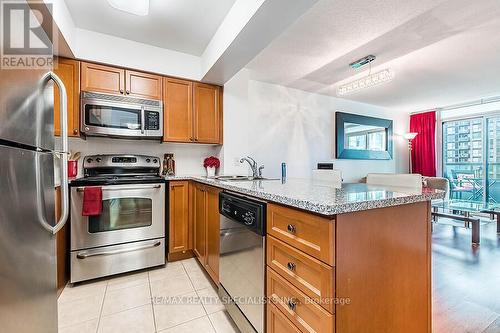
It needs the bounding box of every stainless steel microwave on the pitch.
[80,91,163,139]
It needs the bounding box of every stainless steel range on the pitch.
[69,154,165,283]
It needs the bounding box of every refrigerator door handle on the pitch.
[36,71,69,234]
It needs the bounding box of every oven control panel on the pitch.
[84,154,160,169]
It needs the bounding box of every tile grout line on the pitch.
[182,259,220,333]
[153,260,210,332]
[182,259,212,317]
[147,270,159,333]
[157,314,209,333]
[95,281,108,333]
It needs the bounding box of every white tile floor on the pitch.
[58,258,240,333]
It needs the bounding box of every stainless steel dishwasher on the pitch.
[218,192,266,333]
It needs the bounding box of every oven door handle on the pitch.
[76,185,162,192]
[76,240,161,259]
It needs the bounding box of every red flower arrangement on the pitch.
[203,156,220,169]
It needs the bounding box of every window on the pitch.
[443,116,500,203]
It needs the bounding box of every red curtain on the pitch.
[409,111,436,176]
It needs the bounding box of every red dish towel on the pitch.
[82,187,102,216]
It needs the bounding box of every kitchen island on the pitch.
[166,177,444,333]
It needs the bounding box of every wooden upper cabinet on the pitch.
[163,78,193,142]
[125,70,162,100]
[169,181,190,254]
[193,183,207,262]
[81,62,125,95]
[205,186,221,284]
[193,83,221,144]
[54,58,80,137]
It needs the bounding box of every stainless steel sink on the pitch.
[215,175,253,181]
[215,175,278,181]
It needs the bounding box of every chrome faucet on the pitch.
[240,156,259,178]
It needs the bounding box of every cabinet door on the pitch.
[163,78,193,142]
[193,183,207,263]
[125,70,162,100]
[54,58,80,137]
[205,186,221,283]
[81,62,125,95]
[193,83,221,144]
[169,181,190,254]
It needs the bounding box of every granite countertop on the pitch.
[165,176,445,216]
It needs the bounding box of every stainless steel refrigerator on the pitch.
[0,4,69,332]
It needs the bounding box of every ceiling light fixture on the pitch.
[107,0,150,16]
[349,55,376,69]
[337,68,394,96]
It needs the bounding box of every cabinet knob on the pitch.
[190,137,194,141]
[287,224,296,233]
[287,298,298,311]
[287,262,296,271]
[126,90,130,94]
[73,129,78,135]
[119,89,124,94]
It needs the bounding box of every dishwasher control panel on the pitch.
[219,192,266,235]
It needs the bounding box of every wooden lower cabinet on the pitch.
[204,186,220,283]
[191,182,221,283]
[265,204,336,333]
[193,183,207,261]
[267,235,335,313]
[267,267,334,333]
[266,201,432,333]
[267,203,335,265]
[267,303,302,333]
[335,202,431,333]
[168,181,190,255]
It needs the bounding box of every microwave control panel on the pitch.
[145,111,160,130]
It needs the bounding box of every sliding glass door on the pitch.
[443,118,484,202]
[486,117,500,203]
[443,115,500,203]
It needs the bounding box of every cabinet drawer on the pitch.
[267,235,335,313]
[267,204,335,265]
[267,303,301,333]
[267,267,334,333]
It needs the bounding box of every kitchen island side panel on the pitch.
[335,201,431,333]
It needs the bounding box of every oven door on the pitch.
[70,183,165,250]
[81,98,144,138]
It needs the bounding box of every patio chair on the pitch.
[449,170,480,200]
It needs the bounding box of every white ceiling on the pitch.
[246,0,500,111]
[64,0,237,56]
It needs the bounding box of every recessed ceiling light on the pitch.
[337,69,395,96]
[107,0,149,16]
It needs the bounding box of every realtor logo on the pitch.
[1,1,53,69]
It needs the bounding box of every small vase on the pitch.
[206,167,216,178]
